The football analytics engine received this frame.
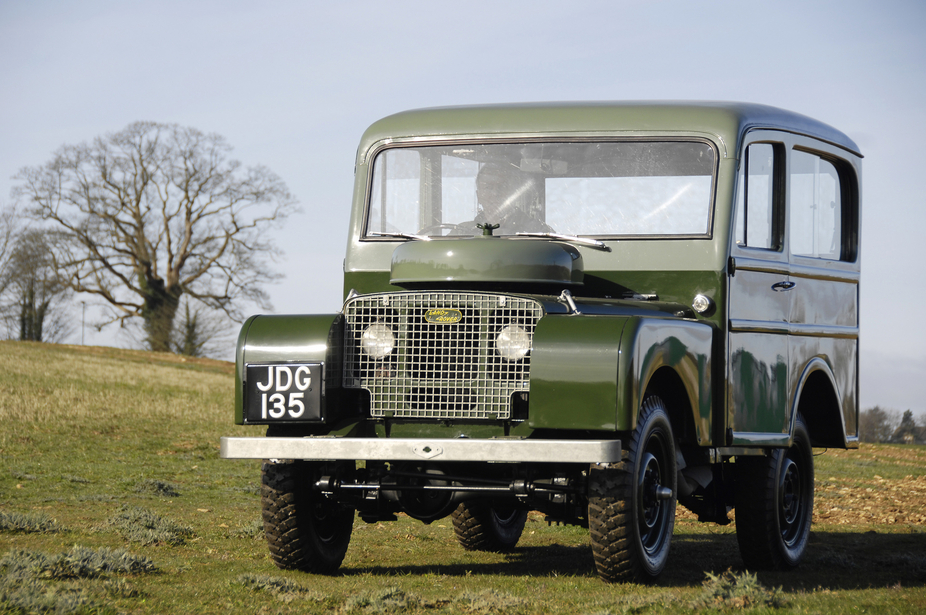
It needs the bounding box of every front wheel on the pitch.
[734,414,814,570]
[588,395,677,583]
[451,500,527,552]
[261,460,354,574]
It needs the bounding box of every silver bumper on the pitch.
[220,436,622,464]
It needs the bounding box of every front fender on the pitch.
[528,314,627,431]
[622,317,713,443]
[234,314,343,424]
[528,314,712,443]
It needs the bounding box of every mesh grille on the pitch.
[343,292,543,419]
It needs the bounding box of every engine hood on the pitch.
[390,237,584,288]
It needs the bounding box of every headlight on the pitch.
[361,323,395,359]
[495,324,530,361]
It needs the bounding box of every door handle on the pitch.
[771,281,795,292]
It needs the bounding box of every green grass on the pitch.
[1,340,925,613]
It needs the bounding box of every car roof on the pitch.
[357,101,861,160]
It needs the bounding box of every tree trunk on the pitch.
[177,302,202,357]
[19,281,34,341]
[18,279,46,342]
[141,277,182,353]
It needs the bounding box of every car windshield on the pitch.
[365,141,715,238]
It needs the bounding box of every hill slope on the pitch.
[1,341,924,614]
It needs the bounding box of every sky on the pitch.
[1,0,925,415]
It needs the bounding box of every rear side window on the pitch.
[790,150,843,260]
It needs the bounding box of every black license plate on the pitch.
[245,363,322,422]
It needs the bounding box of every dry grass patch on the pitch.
[0,340,233,426]
[102,506,194,546]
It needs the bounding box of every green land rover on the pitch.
[220,102,861,583]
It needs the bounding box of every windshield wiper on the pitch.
[515,232,611,252]
[369,232,432,242]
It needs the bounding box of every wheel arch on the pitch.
[626,318,713,446]
[791,358,847,448]
[644,366,698,447]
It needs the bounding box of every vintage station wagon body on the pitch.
[221,102,861,582]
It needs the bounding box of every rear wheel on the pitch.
[734,414,814,570]
[261,460,354,573]
[451,500,527,552]
[588,395,677,583]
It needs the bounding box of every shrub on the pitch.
[339,586,421,614]
[105,505,193,546]
[0,575,111,615]
[133,478,180,497]
[233,519,264,539]
[0,546,157,580]
[454,589,526,613]
[234,574,320,603]
[0,511,62,534]
[693,569,786,610]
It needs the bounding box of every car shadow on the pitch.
[341,529,926,590]
[663,529,926,590]
[342,543,596,579]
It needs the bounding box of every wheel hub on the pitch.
[637,450,673,550]
[778,456,803,544]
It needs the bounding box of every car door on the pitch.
[786,141,861,445]
[727,135,792,445]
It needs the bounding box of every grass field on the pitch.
[1,340,924,614]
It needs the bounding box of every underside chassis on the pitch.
[304,459,590,526]
[251,408,816,583]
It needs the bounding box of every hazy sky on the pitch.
[2,0,924,414]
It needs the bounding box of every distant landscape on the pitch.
[1,340,924,614]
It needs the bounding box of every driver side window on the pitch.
[734,143,783,251]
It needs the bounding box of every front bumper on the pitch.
[220,436,622,464]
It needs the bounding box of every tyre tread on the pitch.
[260,461,352,574]
[734,414,813,570]
[588,396,676,583]
[451,501,526,553]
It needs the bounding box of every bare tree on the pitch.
[0,202,21,296]
[171,297,233,357]
[890,410,919,444]
[0,228,73,343]
[858,406,900,443]
[13,122,298,352]
[0,205,72,343]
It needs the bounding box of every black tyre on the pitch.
[451,500,527,552]
[588,395,677,583]
[261,460,354,574]
[734,414,814,570]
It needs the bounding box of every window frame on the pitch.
[734,141,787,254]
[789,145,859,263]
[361,136,721,242]
[732,131,860,267]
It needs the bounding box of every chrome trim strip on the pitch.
[730,432,791,447]
[729,319,859,339]
[714,446,767,458]
[220,436,622,463]
[789,263,859,283]
[729,319,790,334]
[729,257,859,283]
[729,256,789,275]
[789,323,859,339]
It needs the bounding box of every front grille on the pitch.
[343,292,543,419]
